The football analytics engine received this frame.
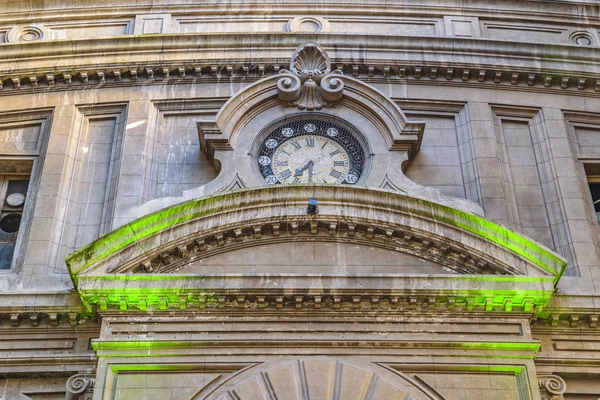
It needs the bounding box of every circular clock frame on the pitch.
[254,114,370,186]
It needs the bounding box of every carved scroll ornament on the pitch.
[538,375,567,400]
[277,43,344,110]
[65,374,95,400]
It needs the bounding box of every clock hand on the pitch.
[294,161,313,176]
[307,161,313,183]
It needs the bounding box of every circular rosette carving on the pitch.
[287,16,331,32]
[321,72,345,104]
[569,31,594,46]
[6,25,52,43]
[286,16,331,33]
[277,73,302,103]
[539,375,566,397]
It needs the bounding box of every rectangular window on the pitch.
[0,175,30,269]
[585,164,600,224]
[0,108,51,271]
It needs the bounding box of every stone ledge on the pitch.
[66,185,566,282]
[0,0,598,23]
[1,33,600,80]
[76,273,555,315]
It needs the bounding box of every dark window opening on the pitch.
[0,176,30,270]
[590,183,600,224]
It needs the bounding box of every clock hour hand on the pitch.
[294,160,314,177]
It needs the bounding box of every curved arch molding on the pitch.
[202,357,434,400]
[66,185,566,314]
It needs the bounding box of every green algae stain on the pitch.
[429,204,565,283]
[66,185,567,288]
[66,192,236,281]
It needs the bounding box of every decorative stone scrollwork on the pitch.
[6,25,53,43]
[538,375,566,400]
[320,72,344,103]
[65,374,95,400]
[276,74,301,101]
[277,42,344,110]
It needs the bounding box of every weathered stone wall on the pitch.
[150,113,217,200]
[405,114,467,199]
[0,0,598,399]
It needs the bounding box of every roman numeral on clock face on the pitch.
[334,160,346,167]
[280,169,292,180]
[292,177,301,184]
[329,150,340,156]
[306,137,315,147]
[329,170,343,179]
[275,160,288,167]
[291,140,302,150]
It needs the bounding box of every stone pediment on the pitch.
[135,42,484,220]
[66,185,566,315]
[199,42,425,161]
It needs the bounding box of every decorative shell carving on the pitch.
[291,42,330,82]
[278,42,344,110]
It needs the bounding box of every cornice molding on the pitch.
[0,34,599,99]
[0,1,598,24]
[79,274,555,315]
[64,185,565,314]
[533,294,600,329]
[0,291,87,327]
[0,354,97,375]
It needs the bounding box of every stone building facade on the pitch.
[0,0,599,399]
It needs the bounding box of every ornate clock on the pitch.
[256,116,367,185]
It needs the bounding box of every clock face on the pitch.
[271,135,350,184]
[257,118,366,185]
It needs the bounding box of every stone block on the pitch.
[489,375,518,390]
[434,374,491,389]
[476,158,503,178]
[562,197,589,220]
[134,14,172,35]
[514,185,545,206]
[463,388,519,400]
